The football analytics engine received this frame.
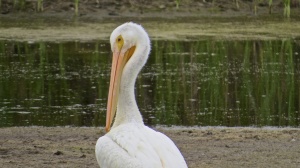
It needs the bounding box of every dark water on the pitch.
[0,39,299,127]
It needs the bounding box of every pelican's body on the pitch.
[95,22,187,168]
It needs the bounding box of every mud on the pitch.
[0,127,299,168]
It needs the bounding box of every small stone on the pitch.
[80,154,86,158]
[253,135,260,140]
[159,5,166,9]
[54,151,63,155]
[206,131,213,135]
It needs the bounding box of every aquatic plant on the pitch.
[283,0,290,18]
[175,0,180,9]
[252,0,274,16]
[253,1,257,15]
[75,0,79,16]
[253,0,262,15]
[268,0,273,14]
[37,0,43,12]
[234,0,240,9]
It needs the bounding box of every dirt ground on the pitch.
[1,1,300,168]
[0,126,299,168]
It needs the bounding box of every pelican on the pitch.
[95,22,188,168]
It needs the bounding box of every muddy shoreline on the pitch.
[1,20,300,42]
[0,126,299,168]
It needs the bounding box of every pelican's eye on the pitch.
[116,35,124,51]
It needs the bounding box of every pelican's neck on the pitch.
[112,43,149,128]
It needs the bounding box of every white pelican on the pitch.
[95,22,188,168]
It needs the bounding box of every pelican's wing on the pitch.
[144,126,188,168]
[95,124,187,168]
[95,136,143,168]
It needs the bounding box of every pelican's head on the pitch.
[106,22,150,132]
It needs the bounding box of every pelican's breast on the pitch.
[96,124,187,168]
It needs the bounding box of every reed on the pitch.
[268,0,272,14]
[152,40,165,125]
[93,41,100,66]
[38,42,46,100]
[285,39,295,125]
[37,0,43,12]
[176,41,188,124]
[253,0,258,15]
[284,0,291,18]
[175,0,180,9]
[234,0,239,9]
[59,43,65,75]
[75,0,79,16]
[241,41,253,125]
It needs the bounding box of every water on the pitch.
[0,39,299,127]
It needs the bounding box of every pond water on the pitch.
[0,39,299,127]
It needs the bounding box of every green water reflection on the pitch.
[0,39,299,127]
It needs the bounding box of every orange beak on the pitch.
[106,46,136,132]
